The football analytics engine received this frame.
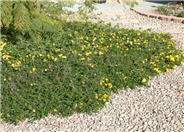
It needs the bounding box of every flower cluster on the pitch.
[100,78,113,89]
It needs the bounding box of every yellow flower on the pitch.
[54,109,57,112]
[170,57,175,61]
[166,68,171,72]
[55,49,61,52]
[72,50,77,55]
[154,68,162,74]
[81,46,85,51]
[85,51,92,56]
[54,58,58,61]
[43,59,47,62]
[45,69,48,71]
[51,56,55,60]
[95,95,98,99]
[62,56,67,59]
[32,67,36,72]
[39,54,43,57]
[3,78,6,81]
[32,56,35,60]
[122,77,127,80]
[81,81,85,85]
[47,54,50,58]
[81,57,85,61]
[142,78,147,83]
[58,54,63,57]
[2,55,11,60]
[0,42,7,51]
[93,37,96,41]
[73,104,77,109]
[98,51,103,56]
[89,64,94,68]
[80,36,83,40]
[87,57,91,62]
[11,64,15,68]
[17,61,21,65]
[108,83,112,88]
[94,51,98,54]
[103,94,108,98]
[100,80,104,86]
[32,109,36,112]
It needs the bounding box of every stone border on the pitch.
[131,8,184,24]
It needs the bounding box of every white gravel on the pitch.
[1,9,184,132]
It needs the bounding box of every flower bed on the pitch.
[157,3,184,18]
[1,20,184,124]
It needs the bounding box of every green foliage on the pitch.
[1,1,62,42]
[1,19,184,124]
[13,3,31,33]
[1,1,14,29]
[130,1,138,8]
[157,6,170,16]
[84,0,95,11]
[177,11,184,17]
[78,0,95,20]
[122,0,138,8]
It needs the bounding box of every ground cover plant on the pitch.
[1,1,184,125]
[1,21,184,124]
[157,3,184,18]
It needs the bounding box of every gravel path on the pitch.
[1,9,184,132]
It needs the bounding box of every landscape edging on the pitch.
[130,8,184,24]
